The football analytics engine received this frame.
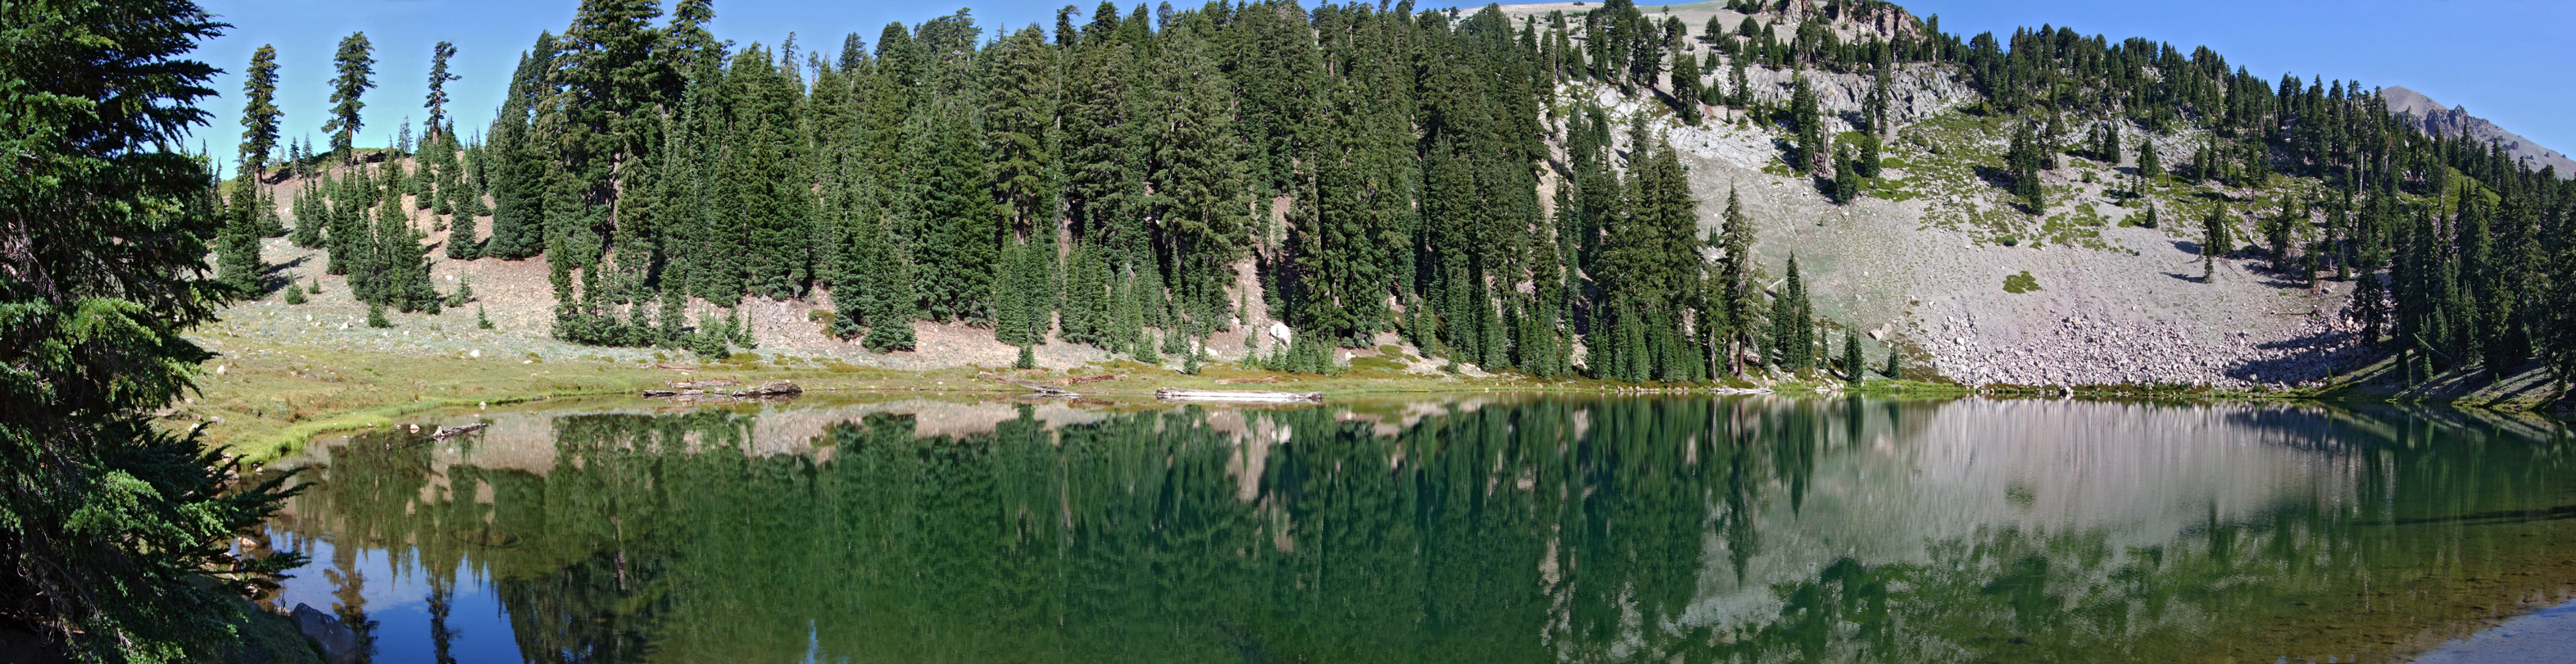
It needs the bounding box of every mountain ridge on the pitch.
[2379,84,2576,177]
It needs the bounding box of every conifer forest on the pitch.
[208,0,2576,389]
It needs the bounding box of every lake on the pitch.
[254,395,2576,663]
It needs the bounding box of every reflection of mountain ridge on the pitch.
[270,397,2576,664]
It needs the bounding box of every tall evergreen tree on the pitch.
[1,4,304,658]
[424,41,460,139]
[1713,186,1756,375]
[324,32,377,158]
[238,44,283,178]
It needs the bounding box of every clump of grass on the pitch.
[2003,271,2042,293]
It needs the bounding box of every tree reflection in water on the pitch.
[267,397,2576,664]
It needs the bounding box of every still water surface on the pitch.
[261,395,2576,663]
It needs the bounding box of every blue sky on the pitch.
[188,0,2575,176]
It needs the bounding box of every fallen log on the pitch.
[640,389,705,398]
[1064,374,1120,385]
[1154,389,1323,403]
[429,423,488,439]
[728,381,803,398]
[664,378,741,389]
[997,379,1078,398]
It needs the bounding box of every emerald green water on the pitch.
[259,396,2576,663]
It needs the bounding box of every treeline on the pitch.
[248,0,1850,380]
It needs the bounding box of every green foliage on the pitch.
[1841,331,1864,381]
[1766,257,1816,371]
[0,7,307,657]
[2002,271,2040,293]
[216,180,266,296]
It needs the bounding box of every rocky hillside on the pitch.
[2380,85,2576,177]
[1500,0,2411,389]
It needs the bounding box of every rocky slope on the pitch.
[1511,1,2386,389]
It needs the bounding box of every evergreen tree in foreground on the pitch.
[0,3,304,658]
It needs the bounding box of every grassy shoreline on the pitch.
[184,338,2565,463]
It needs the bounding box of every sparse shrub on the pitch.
[2002,271,2041,293]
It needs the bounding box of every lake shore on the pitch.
[179,330,2567,464]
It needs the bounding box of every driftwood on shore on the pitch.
[1154,389,1324,403]
[997,380,1079,399]
[665,379,741,389]
[429,423,488,439]
[642,380,802,400]
[729,381,801,398]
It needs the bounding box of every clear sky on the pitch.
[187,0,2576,176]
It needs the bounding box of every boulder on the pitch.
[290,603,361,664]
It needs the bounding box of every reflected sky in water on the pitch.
[258,395,2576,664]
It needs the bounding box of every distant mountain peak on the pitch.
[2380,85,2576,178]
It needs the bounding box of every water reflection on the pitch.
[263,396,2576,663]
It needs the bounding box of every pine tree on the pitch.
[1714,187,1756,375]
[1854,133,1880,178]
[216,180,265,294]
[904,102,997,321]
[1668,46,1703,125]
[2136,135,2162,180]
[424,41,459,138]
[1140,31,1252,334]
[1767,256,1813,371]
[2202,205,2233,280]
[1787,72,1824,174]
[480,32,558,261]
[324,32,377,158]
[1882,347,1902,380]
[238,44,283,178]
[1842,330,1862,381]
[1830,143,1859,203]
[841,216,919,352]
